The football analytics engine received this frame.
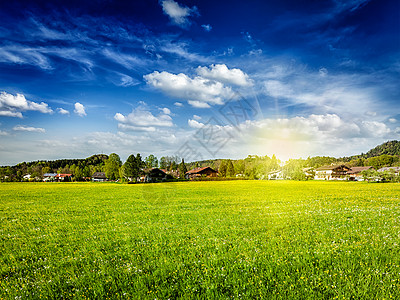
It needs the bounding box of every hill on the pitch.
[364,140,400,157]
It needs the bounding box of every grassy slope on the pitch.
[0,181,399,299]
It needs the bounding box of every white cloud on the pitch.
[13,125,45,133]
[0,91,53,118]
[188,100,211,108]
[160,0,198,27]
[388,118,397,123]
[188,119,204,128]
[196,64,253,87]
[0,130,8,136]
[174,102,183,107]
[263,74,380,116]
[57,108,70,115]
[102,49,146,70]
[193,114,201,120]
[201,24,212,32]
[0,45,52,70]
[74,102,87,117]
[144,70,234,107]
[114,104,173,131]
[0,111,23,118]
[160,107,171,115]
[160,42,208,62]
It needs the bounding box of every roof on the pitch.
[378,166,400,172]
[143,168,167,176]
[92,172,107,178]
[186,166,217,175]
[315,164,349,171]
[43,173,57,177]
[55,173,72,177]
[347,166,374,174]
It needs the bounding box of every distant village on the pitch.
[1,140,400,183]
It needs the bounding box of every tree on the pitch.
[123,154,144,182]
[159,156,168,169]
[74,167,83,181]
[178,159,187,179]
[123,155,137,181]
[105,153,122,180]
[226,160,235,177]
[145,154,158,168]
[219,160,228,177]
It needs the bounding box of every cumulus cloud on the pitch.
[188,119,204,128]
[57,108,69,115]
[13,125,45,133]
[114,104,173,132]
[160,0,198,27]
[74,102,87,117]
[0,91,53,118]
[144,68,238,107]
[174,102,183,107]
[196,64,252,87]
[160,107,171,115]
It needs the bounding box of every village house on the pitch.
[302,167,315,179]
[43,173,57,182]
[378,166,400,175]
[268,170,284,180]
[314,164,350,180]
[141,168,167,182]
[185,166,218,179]
[92,172,107,182]
[347,166,374,181]
[55,174,72,182]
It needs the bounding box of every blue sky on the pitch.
[0,0,399,165]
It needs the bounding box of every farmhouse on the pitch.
[186,166,218,179]
[378,166,400,175]
[55,174,72,182]
[43,173,57,182]
[268,170,284,180]
[142,168,167,182]
[347,166,374,181]
[314,164,350,180]
[92,172,107,182]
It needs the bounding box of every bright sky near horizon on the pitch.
[0,0,399,165]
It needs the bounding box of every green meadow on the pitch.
[1,181,399,299]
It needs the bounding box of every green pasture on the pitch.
[0,181,399,299]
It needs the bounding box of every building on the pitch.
[268,170,284,180]
[142,168,167,182]
[92,172,107,182]
[378,166,400,175]
[347,166,374,181]
[43,173,57,182]
[55,174,72,182]
[185,167,218,179]
[315,165,350,180]
[302,167,315,179]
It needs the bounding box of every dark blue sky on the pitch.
[0,0,399,165]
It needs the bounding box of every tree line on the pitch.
[1,148,399,182]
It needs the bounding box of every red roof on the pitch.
[186,166,217,174]
[56,174,72,177]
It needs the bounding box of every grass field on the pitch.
[1,181,400,299]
